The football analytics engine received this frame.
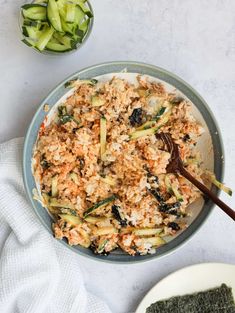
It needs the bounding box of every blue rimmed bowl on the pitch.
[23,61,224,263]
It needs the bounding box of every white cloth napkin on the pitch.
[0,138,111,313]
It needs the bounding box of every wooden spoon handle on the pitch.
[179,167,235,221]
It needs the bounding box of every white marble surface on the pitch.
[0,0,235,312]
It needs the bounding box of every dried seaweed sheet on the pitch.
[146,284,235,313]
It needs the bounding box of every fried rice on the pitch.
[33,75,208,256]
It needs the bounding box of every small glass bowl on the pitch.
[19,0,94,56]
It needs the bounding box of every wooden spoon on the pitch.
[157,132,235,221]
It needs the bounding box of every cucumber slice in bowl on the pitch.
[70,0,93,18]
[20,0,93,54]
[57,0,67,20]
[53,32,76,48]
[60,20,83,43]
[34,0,48,3]
[23,19,42,27]
[65,3,76,23]
[22,26,43,40]
[36,25,54,51]
[22,37,36,47]
[47,0,63,32]
[79,18,89,34]
[74,5,85,25]
[46,36,76,52]
[22,4,47,21]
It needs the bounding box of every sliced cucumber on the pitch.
[83,195,116,218]
[49,198,75,209]
[60,17,81,43]
[133,228,163,236]
[59,214,82,225]
[61,4,85,39]
[185,156,200,166]
[74,5,85,25]
[56,0,66,10]
[65,3,76,23]
[137,107,167,130]
[205,171,232,196]
[51,175,58,197]
[79,18,89,34]
[57,0,67,20]
[65,78,98,88]
[165,174,183,202]
[23,19,41,27]
[34,0,48,3]
[136,120,156,131]
[130,109,170,139]
[100,117,107,160]
[21,0,90,53]
[61,16,74,33]
[76,28,85,37]
[137,104,171,131]
[77,228,91,248]
[57,105,80,123]
[53,32,76,48]
[22,4,47,21]
[172,186,183,202]
[93,227,118,236]
[47,0,62,32]
[129,126,158,140]
[91,95,105,107]
[70,172,79,184]
[84,216,108,224]
[100,176,116,186]
[36,25,54,51]
[22,26,30,37]
[22,37,36,47]
[46,41,74,52]
[165,174,173,193]
[48,36,60,44]
[97,239,109,253]
[141,236,166,247]
[74,0,93,18]
[22,26,42,40]
[42,193,50,206]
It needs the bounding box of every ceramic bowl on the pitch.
[23,61,224,263]
[19,0,93,56]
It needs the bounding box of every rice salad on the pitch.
[33,75,215,256]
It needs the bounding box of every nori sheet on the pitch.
[146,284,235,313]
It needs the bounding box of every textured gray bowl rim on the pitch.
[23,61,224,264]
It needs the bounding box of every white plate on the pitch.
[136,263,235,313]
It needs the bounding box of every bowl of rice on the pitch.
[23,61,224,263]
